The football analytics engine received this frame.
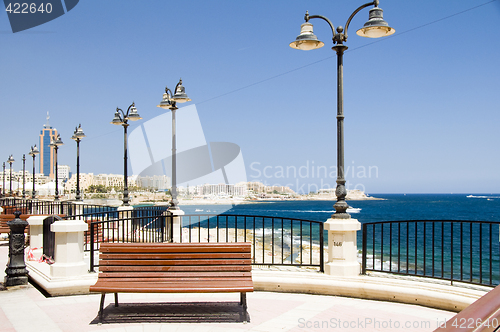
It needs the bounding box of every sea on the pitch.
[180,194,500,223]
[178,194,500,284]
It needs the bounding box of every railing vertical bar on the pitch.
[300,220,303,266]
[362,223,367,274]
[235,216,238,243]
[381,223,384,271]
[281,219,284,265]
[207,216,210,243]
[244,216,247,243]
[432,221,435,277]
[424,221,426,276]
[189,216,192,243]
[262,218,265,265]
[290,220,293,267]
[414,222,418,275]
[398,222,401,274]
[441,222,444,279]
[489,223,492,285]
[309,221,313,266]
[406,222,409,274]
[470,222,473,283]
[272,218,275,265]
[226,216,229,243]
[451,222,454,284]
[372,224,375,271]
[461,223,464,281]
[479,223,483,284]
[217,216,220,243]
[389,222,392,272]
[320,222,324,272]
[198,216,201,243]
[89,221,95,272]
[253,217,256,263]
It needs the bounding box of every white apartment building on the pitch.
[136,175,171,191]
[57,165,71,182]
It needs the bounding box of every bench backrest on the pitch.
[98,242,252,279]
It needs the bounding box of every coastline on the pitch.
[174,190,384,206]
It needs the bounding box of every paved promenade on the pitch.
[0,242,457,332]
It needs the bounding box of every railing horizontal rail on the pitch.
[168,214,325,272]
[362,220,500,287]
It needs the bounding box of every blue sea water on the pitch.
[179,194,500,284]
[180,194,500,223]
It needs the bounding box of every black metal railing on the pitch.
[167,214,325,272]
[0,197,117,216]
[362,220,500,287]
[86,213,324,273]
[86,208,168,271]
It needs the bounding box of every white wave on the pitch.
[347,207,361,213]
[467,195,500,199]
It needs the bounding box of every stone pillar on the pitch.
[168,209,184,243]
[27,215,46,261]
[50,219,88,278]
[117,205,134,242]
[324,218,361,277]
[5,211,29,286]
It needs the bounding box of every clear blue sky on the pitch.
[2,0,500,194]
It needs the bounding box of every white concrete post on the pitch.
[324,218,361,277]
[27,215,46,261]
[117,205,134,242]
[50,219,88,278]
[168,209,184,243]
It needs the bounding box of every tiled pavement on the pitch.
[0,242,456,332]
[0,284,456,332]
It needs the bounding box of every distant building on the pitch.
[136,175,171,190]
[58,165,71,182]
[39,112,58,179]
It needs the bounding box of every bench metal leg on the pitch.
[114,293,119,307]
[240,292,249,323]
[98,293,105,324]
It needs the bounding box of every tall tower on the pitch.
[39,112,58,179]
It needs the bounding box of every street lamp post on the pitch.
[29,145,39,199]
[50,135,64,201]
[111,103,142,206]
[71,124,86,201]
[22,154,26,199]
[7,155,14,196]
[157,79,192,210]
[290,0,394,219]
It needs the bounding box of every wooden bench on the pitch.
[0,213,31,234]
[89,242,254,324]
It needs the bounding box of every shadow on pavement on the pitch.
[90,301,250,324]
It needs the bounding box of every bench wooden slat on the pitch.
[100,259,251,266]
[90,281,254,293]
[99,253,251,260]
[98,271,252,278]
[92,277,252,285]
[98,265,252,272]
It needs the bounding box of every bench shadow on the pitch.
[90,301,250,324]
